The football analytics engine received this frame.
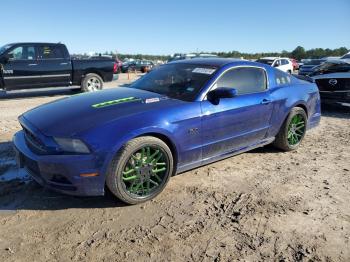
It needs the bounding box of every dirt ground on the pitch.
[0,78,349,261]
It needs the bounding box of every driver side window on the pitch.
[8,46,36,60]
[216,67,267,95]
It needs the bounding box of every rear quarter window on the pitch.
[275,69,291,86]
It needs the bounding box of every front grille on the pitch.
[23,127,47,154]
[23,155,40,174]
[315,78,350,92]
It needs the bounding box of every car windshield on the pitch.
[256,59,274,65]
[341,54,350,59]
[0,44,13,55]
[129,63,217,101]
[303,59,325,66]
[311,61,350,75]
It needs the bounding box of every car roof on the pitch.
[260,57,278,60]
[170,58,243,67]
[7,42,64,46]
[260,57,290,60]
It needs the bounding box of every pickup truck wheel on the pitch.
[273,107,307,151]
[106,136,173,205]
[81,73,103,92]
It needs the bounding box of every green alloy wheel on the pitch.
[106,136,174,204]
[287,114,306,146]
[273,107,308,151]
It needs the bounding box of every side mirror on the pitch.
[207,87,237,105]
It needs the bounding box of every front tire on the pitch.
[106,136,174,205]
[81,73,103,92]
[273,107,307,151]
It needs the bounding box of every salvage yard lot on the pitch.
[0,76,350,261]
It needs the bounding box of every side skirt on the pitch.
[176,137,275,174]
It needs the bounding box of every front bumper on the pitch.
[13,130,105,196]
[320,91,350,107]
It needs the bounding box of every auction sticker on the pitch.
[145,97,160,103]
[192,68,216,75]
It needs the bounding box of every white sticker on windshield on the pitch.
[145,97,160,104]
[192,68,216,75]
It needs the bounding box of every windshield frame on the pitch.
[129,63,218,102]
[0,44,13,56]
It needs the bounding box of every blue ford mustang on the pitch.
[13,58,321,204]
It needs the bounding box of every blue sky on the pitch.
[1,0,349,55]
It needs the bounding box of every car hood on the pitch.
[22,87,182,137]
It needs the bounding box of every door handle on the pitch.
[28,63,38,66]
[261,99,272,105]
[60,62,69,65]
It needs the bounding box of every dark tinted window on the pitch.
[8,45,36,60]
[303,59,326,66]
[130,63,217,101]
[275,69,291,86]
[39,45,64,59]
[281,59,289,65]
[216,67,267,95]
[341,54,350,59]
[311,61,350,75]
[256,59,274,65]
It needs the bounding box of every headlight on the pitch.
[54,137,90,154]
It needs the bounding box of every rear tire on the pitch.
[273,107,308,151]
[106,136,174,205]
[81,73,103,92]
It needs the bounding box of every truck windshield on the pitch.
[0,44,13,55]
[129,63,217,101]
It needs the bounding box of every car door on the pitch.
[200,66,274,160]
[36,44,71,87]
[2,44,41,90]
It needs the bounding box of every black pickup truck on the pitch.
[0,43,116,92]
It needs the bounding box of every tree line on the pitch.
[206,46,348,61]
[83,46,349,61]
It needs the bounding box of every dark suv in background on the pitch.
[298,59,326,76]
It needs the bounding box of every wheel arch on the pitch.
[103,128,180,180]
[273,101,309,138]
[135,132,179,174]
[293,103,308,118]
[81,71,105,83]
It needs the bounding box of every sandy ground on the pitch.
[0,77,349,261]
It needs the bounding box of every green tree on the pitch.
[291,46,306,60]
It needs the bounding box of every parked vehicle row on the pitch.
[168,53,218,63]
[0,42,117,92]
